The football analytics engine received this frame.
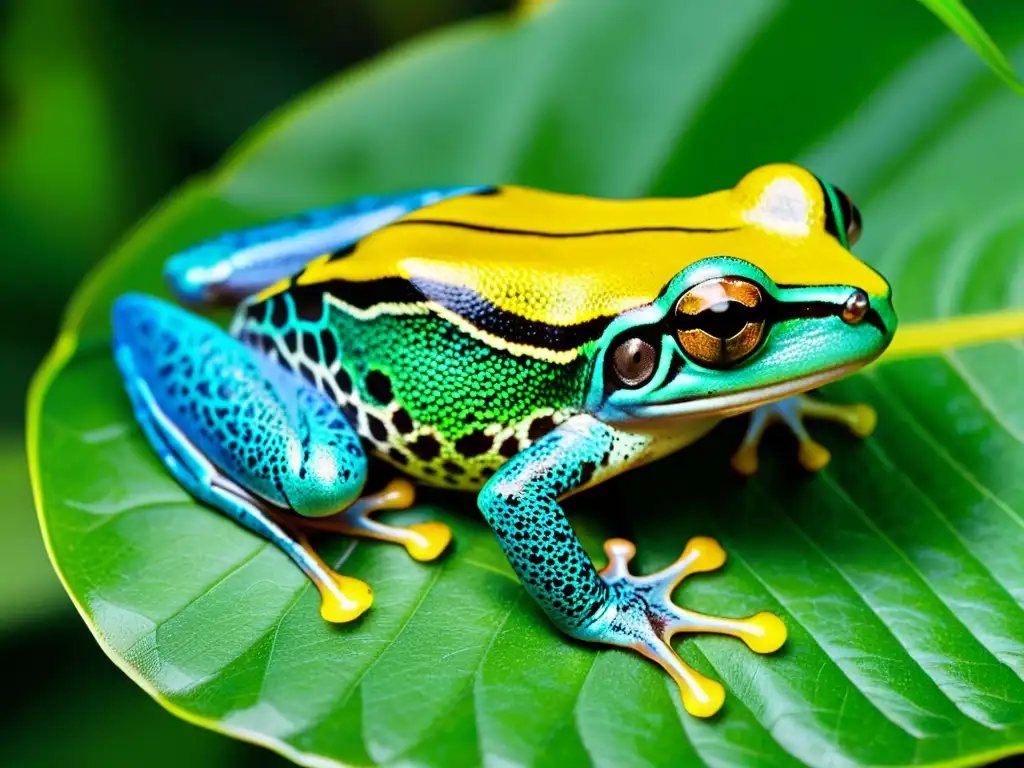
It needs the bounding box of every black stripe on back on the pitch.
[410,278,615,351]
[392,219,740,239]
[282,276,615,352]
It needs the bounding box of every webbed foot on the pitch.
[578,537,786,718]
[295,479,452,562]
[730,394,876,476]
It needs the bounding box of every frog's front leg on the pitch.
[730,394,877,476]
[112,294,450,622]
[478,415,786,718]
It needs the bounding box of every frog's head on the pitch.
[587,164,896,424]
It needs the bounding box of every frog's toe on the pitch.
[578,537,786,718]
[403,522,453,562]
[797,440,831,472]
[732,394,875,474]
[296,478,453,563]
[263,524,374,623]
[842,403,877,437]
[729,443,760,477]
[318,572,374,623]
[730,403,772,476]
[283,530,374,623]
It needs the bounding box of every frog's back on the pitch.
[284,185,747,334]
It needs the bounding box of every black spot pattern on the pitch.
[528,416,556,441]
[336,368,353,394]
[365,370,394,404]
[320,329,338,363]
[367,414,388,442]
[283,329,298,355]
[409,434,441,461]
[269,297,288,328]
[392,408,414,434]
[579,460,597,488]
[301,332,319,361]
[455,429,492,457]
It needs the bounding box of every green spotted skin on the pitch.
[232,290,593,489]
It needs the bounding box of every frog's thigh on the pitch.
[113,293,367,514]
[478,415,786,718]
[165,186,488,305]
[112,293,374,622]
[731,393,877,476]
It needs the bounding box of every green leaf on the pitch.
[919,0,1024,94]
[29,0,1024,765]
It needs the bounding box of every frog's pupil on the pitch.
[695,300,752,339]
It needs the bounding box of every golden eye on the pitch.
[674,277,766,368]
[612,337,657,387]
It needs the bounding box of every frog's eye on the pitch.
[611,337,658,387]
[822,181,863,248]
[674,277,766,368]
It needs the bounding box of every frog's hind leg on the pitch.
[730,393,877,476]
[165,186,491,306]
[297,478,451,562]
[112,293,381,622]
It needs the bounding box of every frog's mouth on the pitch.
[619,361,866,423]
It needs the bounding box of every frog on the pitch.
[111,163,895,718]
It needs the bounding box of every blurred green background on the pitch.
[0,1,506,764]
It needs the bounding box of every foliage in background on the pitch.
[919,0,1024,92]
[28,0,1024,766]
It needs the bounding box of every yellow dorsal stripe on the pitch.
[399,186,744,232]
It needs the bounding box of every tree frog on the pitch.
[112,164,895,718]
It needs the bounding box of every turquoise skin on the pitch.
[592,259,895,421]
[112,174,895,717]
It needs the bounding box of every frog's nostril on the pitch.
[841,290,869,325]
